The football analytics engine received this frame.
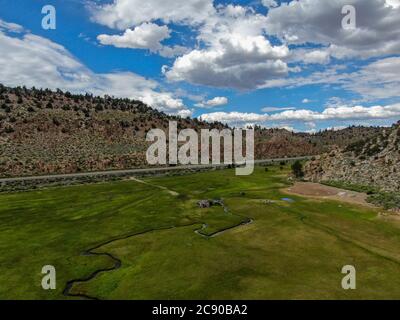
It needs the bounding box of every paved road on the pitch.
[0,156,312,183]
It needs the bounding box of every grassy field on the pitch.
[1,166,400,299]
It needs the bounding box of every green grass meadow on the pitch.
[1,166,400,299]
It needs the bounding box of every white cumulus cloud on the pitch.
[165,34,289,90]
[89,0,215,30]
[98,22,170,51]
[195,96,228,108]
[97,22,187,57]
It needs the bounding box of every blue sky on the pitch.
[0,0,400,131]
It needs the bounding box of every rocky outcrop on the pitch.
[197,199,224,208]
[304,122,400,192]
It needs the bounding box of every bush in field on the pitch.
[368,192,400,210]
[291,160,304,178]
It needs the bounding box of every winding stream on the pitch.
[62,188,253,300]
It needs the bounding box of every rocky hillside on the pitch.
[254,125,384,159]
[0,84,385,178]
[0,85,230,177]
[305,122,400,192]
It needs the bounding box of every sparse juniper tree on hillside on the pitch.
[291,160,304,179]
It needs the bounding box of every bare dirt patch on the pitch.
[283,182,375,208]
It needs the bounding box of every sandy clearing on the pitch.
[283,182,376,208]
